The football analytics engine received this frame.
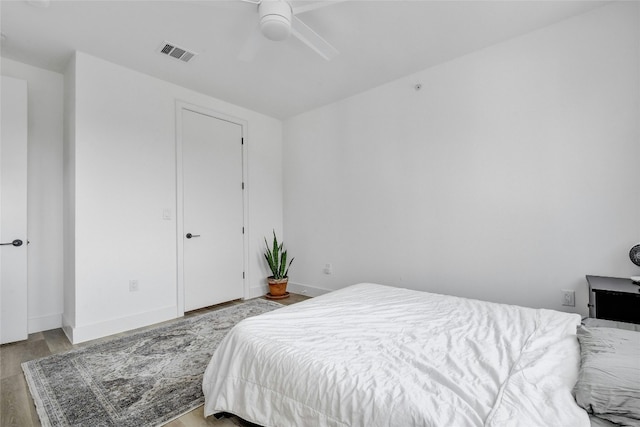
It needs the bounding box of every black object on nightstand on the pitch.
[586,275,640,324]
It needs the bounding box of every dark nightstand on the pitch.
[586,275,640,324]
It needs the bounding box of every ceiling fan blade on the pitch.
[238,25,266,62]
[292,0,347,15]
[291,16,338,61]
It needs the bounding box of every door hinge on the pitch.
[243,272,245,279]
[242,227,245,234]
[242,182,245,190]
[241,137,244,145]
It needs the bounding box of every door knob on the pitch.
[185,233,200,239]
[0,239,23,247]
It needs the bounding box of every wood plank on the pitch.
[42,329,72,354]
[167,406,241,426]
[1,374,40,427]
[0,339,50,379]
[261,292,310,306]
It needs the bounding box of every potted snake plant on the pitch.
[264,231,294,298]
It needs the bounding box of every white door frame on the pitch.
[175,101,249,317]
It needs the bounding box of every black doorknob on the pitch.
[185,233,200,239]
[0,239,23,247]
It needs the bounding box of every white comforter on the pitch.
[202,283,589,427]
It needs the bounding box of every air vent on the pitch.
[158,41,198,63]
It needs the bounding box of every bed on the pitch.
[202,283,637,427]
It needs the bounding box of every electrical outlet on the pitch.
[323,263,333,275]
[129,280,139,292]
[561,290,575,307]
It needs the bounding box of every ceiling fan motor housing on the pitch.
[259,1,292,41]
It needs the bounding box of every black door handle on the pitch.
[0,239,23,247]
[185,233,200,239]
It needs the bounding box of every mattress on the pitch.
[202,283,589,427]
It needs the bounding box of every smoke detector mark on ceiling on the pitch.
[158,41,197,63]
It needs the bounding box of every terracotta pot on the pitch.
[267,277,288,296]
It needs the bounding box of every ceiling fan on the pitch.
[237,0,340,61]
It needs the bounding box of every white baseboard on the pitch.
[28,313,62,333]
[66,306,178,344]
[287,281,332,297]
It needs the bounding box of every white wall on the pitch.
[1,58,64,333]
[65,52,282,343]
[283,2,640,314]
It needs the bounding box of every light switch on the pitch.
[323,263,333,275]
[163,209,172,220]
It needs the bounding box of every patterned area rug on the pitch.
[22,299,282,427]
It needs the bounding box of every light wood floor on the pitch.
[0,293,310,427]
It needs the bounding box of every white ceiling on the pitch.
[0,0,607,119]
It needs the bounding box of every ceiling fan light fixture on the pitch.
[239,0,338,62]
[260,15,291,41]
[258,1,292,41]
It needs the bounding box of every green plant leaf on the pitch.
[284,257,294,278]
[279,250,287,278]
[264,237,277,277]
[272,231,279,277]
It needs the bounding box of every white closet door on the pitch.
[182,109,244,311]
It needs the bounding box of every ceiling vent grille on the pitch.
[158,41,197,63]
